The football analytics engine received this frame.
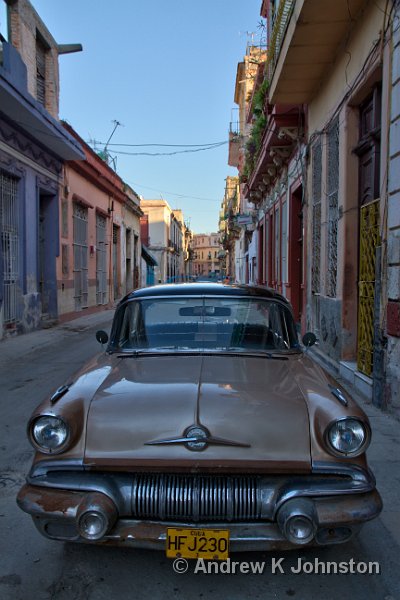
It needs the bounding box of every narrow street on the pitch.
[0,314,399,600]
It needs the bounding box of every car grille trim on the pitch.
[131,474,262,522]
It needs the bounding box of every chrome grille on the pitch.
[131,474,262,522]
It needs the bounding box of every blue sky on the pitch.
[30,0,264,233]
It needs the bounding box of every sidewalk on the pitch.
[0,307,115,365]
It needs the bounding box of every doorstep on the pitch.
[339,360,373,401]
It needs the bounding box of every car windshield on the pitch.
[113,296,300,353]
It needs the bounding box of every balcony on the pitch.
[267,0,369,104]
[247,104,303,195]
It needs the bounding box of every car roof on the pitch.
[120,283,291,305]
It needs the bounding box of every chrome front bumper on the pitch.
[17,484,381,550]
[16,463,383,551]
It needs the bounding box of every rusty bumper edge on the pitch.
[16,484,382,550]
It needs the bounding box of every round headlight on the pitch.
[30,416,69,453]
[326,418,370,456]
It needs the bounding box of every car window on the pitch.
[114,297,299,352]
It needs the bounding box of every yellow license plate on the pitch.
[166,527,229,560]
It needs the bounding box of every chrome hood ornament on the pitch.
[145,424,250,452]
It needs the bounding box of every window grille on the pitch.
[281,201,287,289]
[327,118,339,297]
[274,207,280,286]
[73,203,88,310]
[357,200,380,376]
[0,172,19,324]
[96,213,107,305]
[311,140,322,294]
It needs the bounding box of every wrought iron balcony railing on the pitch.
[267,0,295,83]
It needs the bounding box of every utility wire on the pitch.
[90,140,227,148]
[124,178,221,202]
[109,142,228,157]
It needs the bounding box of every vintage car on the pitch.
[17,283,382,559]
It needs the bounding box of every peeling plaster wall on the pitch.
[316,297,343,362]
[385,0,400,414]
[21,290,41,332]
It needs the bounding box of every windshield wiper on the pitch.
[116,348,291,359]
[116,350,146,358]
[116,346,182,358]
[219,348,289,359]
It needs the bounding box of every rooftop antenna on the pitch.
[239,30,256,43]
[104,120,123,154]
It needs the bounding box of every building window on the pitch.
[36,33,48,106]
[311,140,322,294]
[96,214,107,305]
[281,200,287,290]
[73,203,88,310]
[274,206,280,287]
[355,87,381,205]
[258,222,264,284]
[0,171,19,324]
[326,117,339,298]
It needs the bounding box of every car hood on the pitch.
[83,354,311,472]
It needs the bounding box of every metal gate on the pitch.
[357,199,380,376]
[96,213,107,305]
[73,203,88,311]
[0,172,19,325]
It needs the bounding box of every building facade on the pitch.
[0,0,84,338]
[174,209,194,280]
[234,0,400,414]
[219,176,241,281]
[59,125,142,320]
[192,233,222,279]
[228,44,266,284]
[140,199,184,283]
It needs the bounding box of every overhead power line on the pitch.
[90,140,227,148]
[125,178,221,203]
[108,142,228,157]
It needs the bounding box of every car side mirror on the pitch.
[302,332,317,348]
[96,330,109,345]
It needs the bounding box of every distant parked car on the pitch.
[17,283,382,559]
[165,275,197,283]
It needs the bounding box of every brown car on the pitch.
[17,283,382,560]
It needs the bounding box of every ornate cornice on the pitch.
[0,116,62,175]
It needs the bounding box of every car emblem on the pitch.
[185,425,208,451]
